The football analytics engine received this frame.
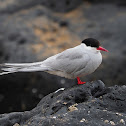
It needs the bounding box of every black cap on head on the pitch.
[82,38,100,48]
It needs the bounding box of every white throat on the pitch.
[81,43,99,53]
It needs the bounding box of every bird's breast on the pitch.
[76,52,102,77]
[88,52,102,73]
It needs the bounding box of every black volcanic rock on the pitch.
[0,80,126,126]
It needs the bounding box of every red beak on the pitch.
[97,46,108,52]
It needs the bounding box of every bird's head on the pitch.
[82,38,108,52]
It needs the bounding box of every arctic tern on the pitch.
[0,38,108,84]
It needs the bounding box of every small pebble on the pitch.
[63,102,67,105]
[80,118,88,123]
[116,112,122,116]
[28,122,31,124]
[68,106,78,112]
[73,103,78,107]
[52,116,56,119]
[104,120,109,123]
[100,96,102,99]
[120,119,125,124]
[110,121,115,125]
[88,111,90,114]
[13,123,20,126]
[68,104,78,112]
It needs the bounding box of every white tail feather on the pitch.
[0,62,41,67]
[0,62,49,75]
[0,71,17,75]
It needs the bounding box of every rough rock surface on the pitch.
[0,0,126,114]
[0,80,126,126]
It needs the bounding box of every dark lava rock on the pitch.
[0,80,126,126]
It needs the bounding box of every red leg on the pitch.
[77,77,86,84]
